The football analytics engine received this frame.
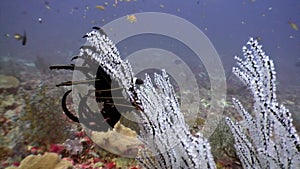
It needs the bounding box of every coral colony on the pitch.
[225,38,300,168]
[60,27,215,168]
[52,27,299,168]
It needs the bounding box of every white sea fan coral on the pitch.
[136,70,216,169]
[226,38,300,169]
[80,28,137,102]
[81,27,216,169]
[77,27,300,169]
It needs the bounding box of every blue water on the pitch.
[0,0,299,86]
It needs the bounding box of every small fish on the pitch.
[13,31,27,46]
[22,32,27,45]
[13,34,22,40]
[288,20,298,31]
[126,14,137,23]
[95,5,105,11]
[44,1,51,10]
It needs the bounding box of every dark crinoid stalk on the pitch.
[49,27,142,132]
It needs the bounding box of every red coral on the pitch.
[105,162,116,169]
[12,161,20,167]
[29,146,38,154]
[49,144,65,154]
[1,162,9,167]
[75,131,85,138]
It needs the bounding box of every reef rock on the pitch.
[0,75,19,91]
[5,153,72,169]
[91,121,143,157]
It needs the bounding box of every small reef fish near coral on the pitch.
[13,31,27,46]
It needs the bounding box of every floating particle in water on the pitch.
[38,17,42,23]
[83,5,89,19]
[160,4,164,8]
[289,35,295,39]
[127,14,137,23]
[115,0,118,4]
[69,8,75,14]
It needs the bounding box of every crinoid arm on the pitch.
[50,27,143,132]
[61,90,79,123]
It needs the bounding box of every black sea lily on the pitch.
[49,27,142,132]
[49,27,216,168]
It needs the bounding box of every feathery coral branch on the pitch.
[226,38,300,169]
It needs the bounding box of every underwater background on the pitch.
[1,0,299,86]
[0,0,299,168]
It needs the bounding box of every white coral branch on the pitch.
[226,38,300,169]
[136,70,215,169]
[82,28,216,169]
